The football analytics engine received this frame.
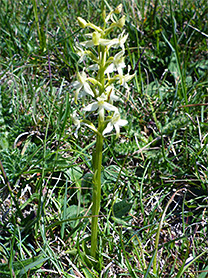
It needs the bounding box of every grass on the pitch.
[0,0,208,277]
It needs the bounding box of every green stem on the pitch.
[91,125,103,257]
[90,40,106,257]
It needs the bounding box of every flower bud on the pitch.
[92,31,101,45]
[114,4,122,14]
[102,7,106,20]
[77,17,87,28]
[116,15,125,28]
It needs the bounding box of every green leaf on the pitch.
[113,200,133,218]
[19,255,48,275]
[103,165,120,182]
[198,265,208,278]
[66,166,83,183]
[64,204,82,228]
[111,217,129,226]
[0,254,48,277]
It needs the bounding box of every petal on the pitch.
[106,38,119,48]
[77,71,87,83]
[80,40,94,48]
[99,38,115,46]
[110,95,120,102]
[72,81,81,89]
[115,59,125,69]
[103,122,114,136]
[74,88,81,104]
[97,93,108,102]
[118,33,128,49]
[88,64,99,71]
[105,63,115,74]
[98,107,104,121]
[83,102,98,112]
[114,50,125,60]
[117,119,128,126]
[114,124,121,138]
[83,82,94,96]
[74,128,79,138]
[122,72,135,84]
[102,102,118,112]
[117,67,123,77]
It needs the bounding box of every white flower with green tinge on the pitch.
[80,31,102,48]
[71,111,81,138]
[80,31,128,51]
[117,65,135,97]
[103,111,128,138]
[71,111,98,137]
[72,71,94,103]
[80,34,113,49]
[83,93,118,121]
[75,43,99,64]
[105,31,128,51]
[105,85,121,104]
[105,50,125,75]
[75,44,89,63]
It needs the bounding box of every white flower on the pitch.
[74,44,88,63]
[83,93,118,120]
[80,31,128,51]
[103,31,128,51]
[105,50,125,75]
[71,111,98,137]
[80,31,101,48]
[117,65,135,97]
[88,64,99,71]
[71,111,81,138]
[103,111,128,138]
[75,43,99,64]
[105,85,121,104]
[72,71,94,103]
[81,36,112,49]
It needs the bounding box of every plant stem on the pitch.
[91,42,106,257]
[91,123,103,257]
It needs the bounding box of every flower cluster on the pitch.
[72,4,134,138]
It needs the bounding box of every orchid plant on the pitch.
[72,4,134,258]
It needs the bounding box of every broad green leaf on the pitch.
[66,166,83,183]
[113,200,133,218]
